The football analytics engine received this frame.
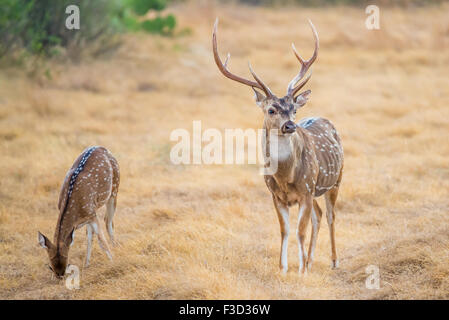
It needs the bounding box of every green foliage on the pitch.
[0,0,119,59]
[0,0,36,57]
[141,15,176,35]
[117,0,177,35]
[0,0,177,62]
[129,0,167,15]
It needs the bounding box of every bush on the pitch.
[0,0,121,60]
[0,0,177,61]
[129,0,167,14]
[117,0,177,35]
[141,15,177,34]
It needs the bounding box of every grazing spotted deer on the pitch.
[213,19,344,274]
[38,146,120,278]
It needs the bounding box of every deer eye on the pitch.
[268,109,275,115]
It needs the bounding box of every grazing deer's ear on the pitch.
[294,90,311,107]
[38,231,51,249]
[252,88,266,107]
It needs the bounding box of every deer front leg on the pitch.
[272,196,290,274]
[297,197,312,274]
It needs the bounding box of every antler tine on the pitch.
[293,70,312,93]
[287,19,319,97]
[248,62,274,97]
[223,53,230,68]
[212,18,273,97]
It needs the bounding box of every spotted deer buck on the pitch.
[38,146,120,278]
[213,19,343,274]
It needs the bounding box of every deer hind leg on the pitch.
[85,224,93,267]
[273,196,290,274]
[104,195,117,246]
[92,217,113,261]
[325,186,339,269]
[297,197,312,274]
[306,199,323,271]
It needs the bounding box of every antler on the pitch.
[287,19,319,97]
[213,18,273,97]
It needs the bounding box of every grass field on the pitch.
[0,2,448,299]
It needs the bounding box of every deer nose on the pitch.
[281,121,297,134]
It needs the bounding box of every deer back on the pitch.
[54,146,119,244]
[299,117,343,197]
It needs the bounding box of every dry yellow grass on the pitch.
[0,2,448,299]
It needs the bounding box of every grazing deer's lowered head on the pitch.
[38,146,120,278]
[38,230,73,278]
[213,19,344,274]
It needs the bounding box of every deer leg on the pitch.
[297,197,312,274]
[104,196,117,246]
[272,196,290,274]
[85,224,93,267]
[92,217,113,261]
[325,187,339,269]
[306,199,323,271]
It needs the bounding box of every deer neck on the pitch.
[264,126,304,182]
[53,205,78,255]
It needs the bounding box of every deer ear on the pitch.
[294,90,311,107]
[252,88,266,107]
[38,231,51,249]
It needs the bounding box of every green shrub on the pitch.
[141,15,176,35]
[117,0,177,35]
[0,0,120,60]
[129,0,167,14]
[0,0,177,61]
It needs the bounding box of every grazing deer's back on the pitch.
[299,117,344,197]
[57,147,119,225]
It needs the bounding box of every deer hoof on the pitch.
[307,262,313,272]
[331,259,339,269]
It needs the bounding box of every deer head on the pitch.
[38,230,74,278]
[212,19,319,135]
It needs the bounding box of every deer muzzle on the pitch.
[281,121,297,134]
